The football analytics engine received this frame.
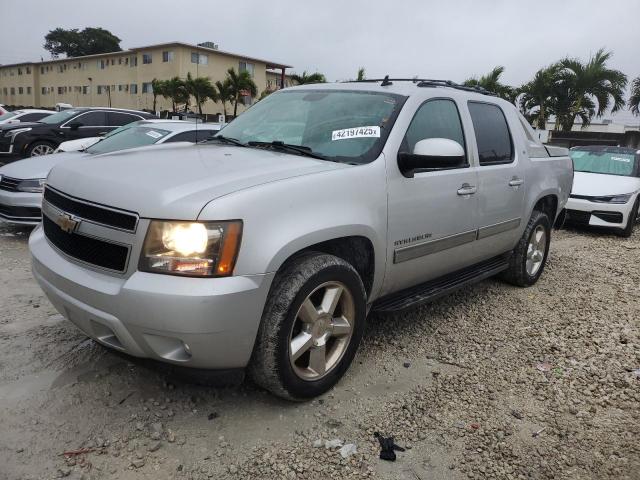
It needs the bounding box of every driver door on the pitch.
[383,98,480,294]
[62,111,108,140]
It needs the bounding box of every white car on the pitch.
[565,146,640,237]
[55,119,224,152]
[0,120,222,225]
[0,109,53,125]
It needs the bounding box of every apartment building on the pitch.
[0,42,291,115]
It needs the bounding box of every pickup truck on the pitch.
[29,79,573,400]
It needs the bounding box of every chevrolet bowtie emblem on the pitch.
[56,213,80,233]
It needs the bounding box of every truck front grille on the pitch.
[43,215,130,272]
[44,187,138,232]
[0,203,41,220]
[0,176,20,192]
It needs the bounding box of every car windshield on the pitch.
[0,111,18,121]
[86,126,171,155]
[38,109,83,124]
[215,89,406,163]
[570,149,637,177]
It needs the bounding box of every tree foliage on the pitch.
[224,68,258,117]
[290,71,326,85]
[215,79,234,117]
[630,76,640,116]
[44,27,122,58]
[463,66,516,102]
[356,68,366,81]
[519,64,561,130]
[185,73,217,115]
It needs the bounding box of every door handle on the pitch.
[509,178,524,187]
[457,184,477,196]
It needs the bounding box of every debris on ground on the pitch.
[374,432,405,461]
[339,443,357,458]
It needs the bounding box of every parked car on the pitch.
[0,104,8,116]
[0,107,156,159]
[0,109,53,125]
[55,119,223,153]
[564,145,640,237]
[29,79,572,400]
[0,120,221,225]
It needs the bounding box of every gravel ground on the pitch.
[0,222,638,480]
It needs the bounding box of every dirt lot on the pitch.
[1,222,639,480]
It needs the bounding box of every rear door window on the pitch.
[107,112,142,126]
[72,111,107,127]
[19,112,51,122]
[468,102,514,165]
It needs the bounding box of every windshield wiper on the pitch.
[247,141,327,160]
[207,135,247,147]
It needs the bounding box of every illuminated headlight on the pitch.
[17,178,46,193]
[139,220,242,277]
[4,127,31,139]
[591,193,632,204]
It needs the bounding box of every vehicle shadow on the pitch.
[0,221,36,240]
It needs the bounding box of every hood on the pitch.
[572,171,640,197]
[57,137,101,152]
[0,121,43,132]
[46,142,349,219]
[0,151,86,180]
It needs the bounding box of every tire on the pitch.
[249,253,367,401]
[26,141,56,157]
[616,197,639,238]
[501,210,552,287]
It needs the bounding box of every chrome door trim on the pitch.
[394,229,477,264]
[477,218,521,240]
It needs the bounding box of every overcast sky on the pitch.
[1,0,638,96]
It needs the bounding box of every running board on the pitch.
[372,253,511,312]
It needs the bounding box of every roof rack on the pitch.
[343,76,498,96]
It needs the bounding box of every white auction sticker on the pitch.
[331,126,380,141]
[146,130,163,139]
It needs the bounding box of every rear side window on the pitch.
[468,102,513,165]
[72,111,107,127]
[19,112,50,122]
[164,130,200,143]
[108,112,141,126]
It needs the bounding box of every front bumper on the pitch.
[0,187,42,225]
[565,196,634,228]
[30,225,274,369]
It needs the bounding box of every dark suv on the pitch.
[0,107,156,160]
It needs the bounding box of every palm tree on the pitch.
[151,78,166,113]
[215,79,233,118]
[356,67,366,81]
[225,68,258,117]
[185,73,217,115]
[463,66,516,102]
[519,64,561,130]
[553,48,627,131]
[290,71,326,85]
[162,76,189,112]
[629,76,640,116]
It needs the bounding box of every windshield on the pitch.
[39,109,85,124]
[86,126,170,155]
[570,149,637,177]
[0,111,18,121]
[216,89,406,163]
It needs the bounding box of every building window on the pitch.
[3,87,7,96]
[97,85,103,95]
[17,68,22,75]
[27,87,31,94]
[18,87,23,94]
[82,86,89,94]
[239,61,255,77]
[162,51,174,62]
[26,66,31,74]
[142,53,152,64]
[57,86,63,95]
[111,59,115,65]
[142,82,153,93]
[130,84,138,94]
[40,66,44,74]
[41,87,47,95]
[130,56,138,67]
[10,87,15,95]
[191,52,208,65]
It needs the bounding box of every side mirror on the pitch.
[68,122,81,130]
[398,138,465,178]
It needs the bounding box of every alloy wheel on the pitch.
[30,144,55,156]
[526,225,546,276]
[288,281,355,380]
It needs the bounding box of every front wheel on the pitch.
[249,253,367,400]
[616,197,639,238]
[26,141,56,157]
[501,210,551,287]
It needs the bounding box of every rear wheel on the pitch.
[26,141,56,157]
[501,210,551,287]
[616,197,639,238]
[249,253,366,400]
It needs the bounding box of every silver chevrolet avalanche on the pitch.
[29,79,573,400]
